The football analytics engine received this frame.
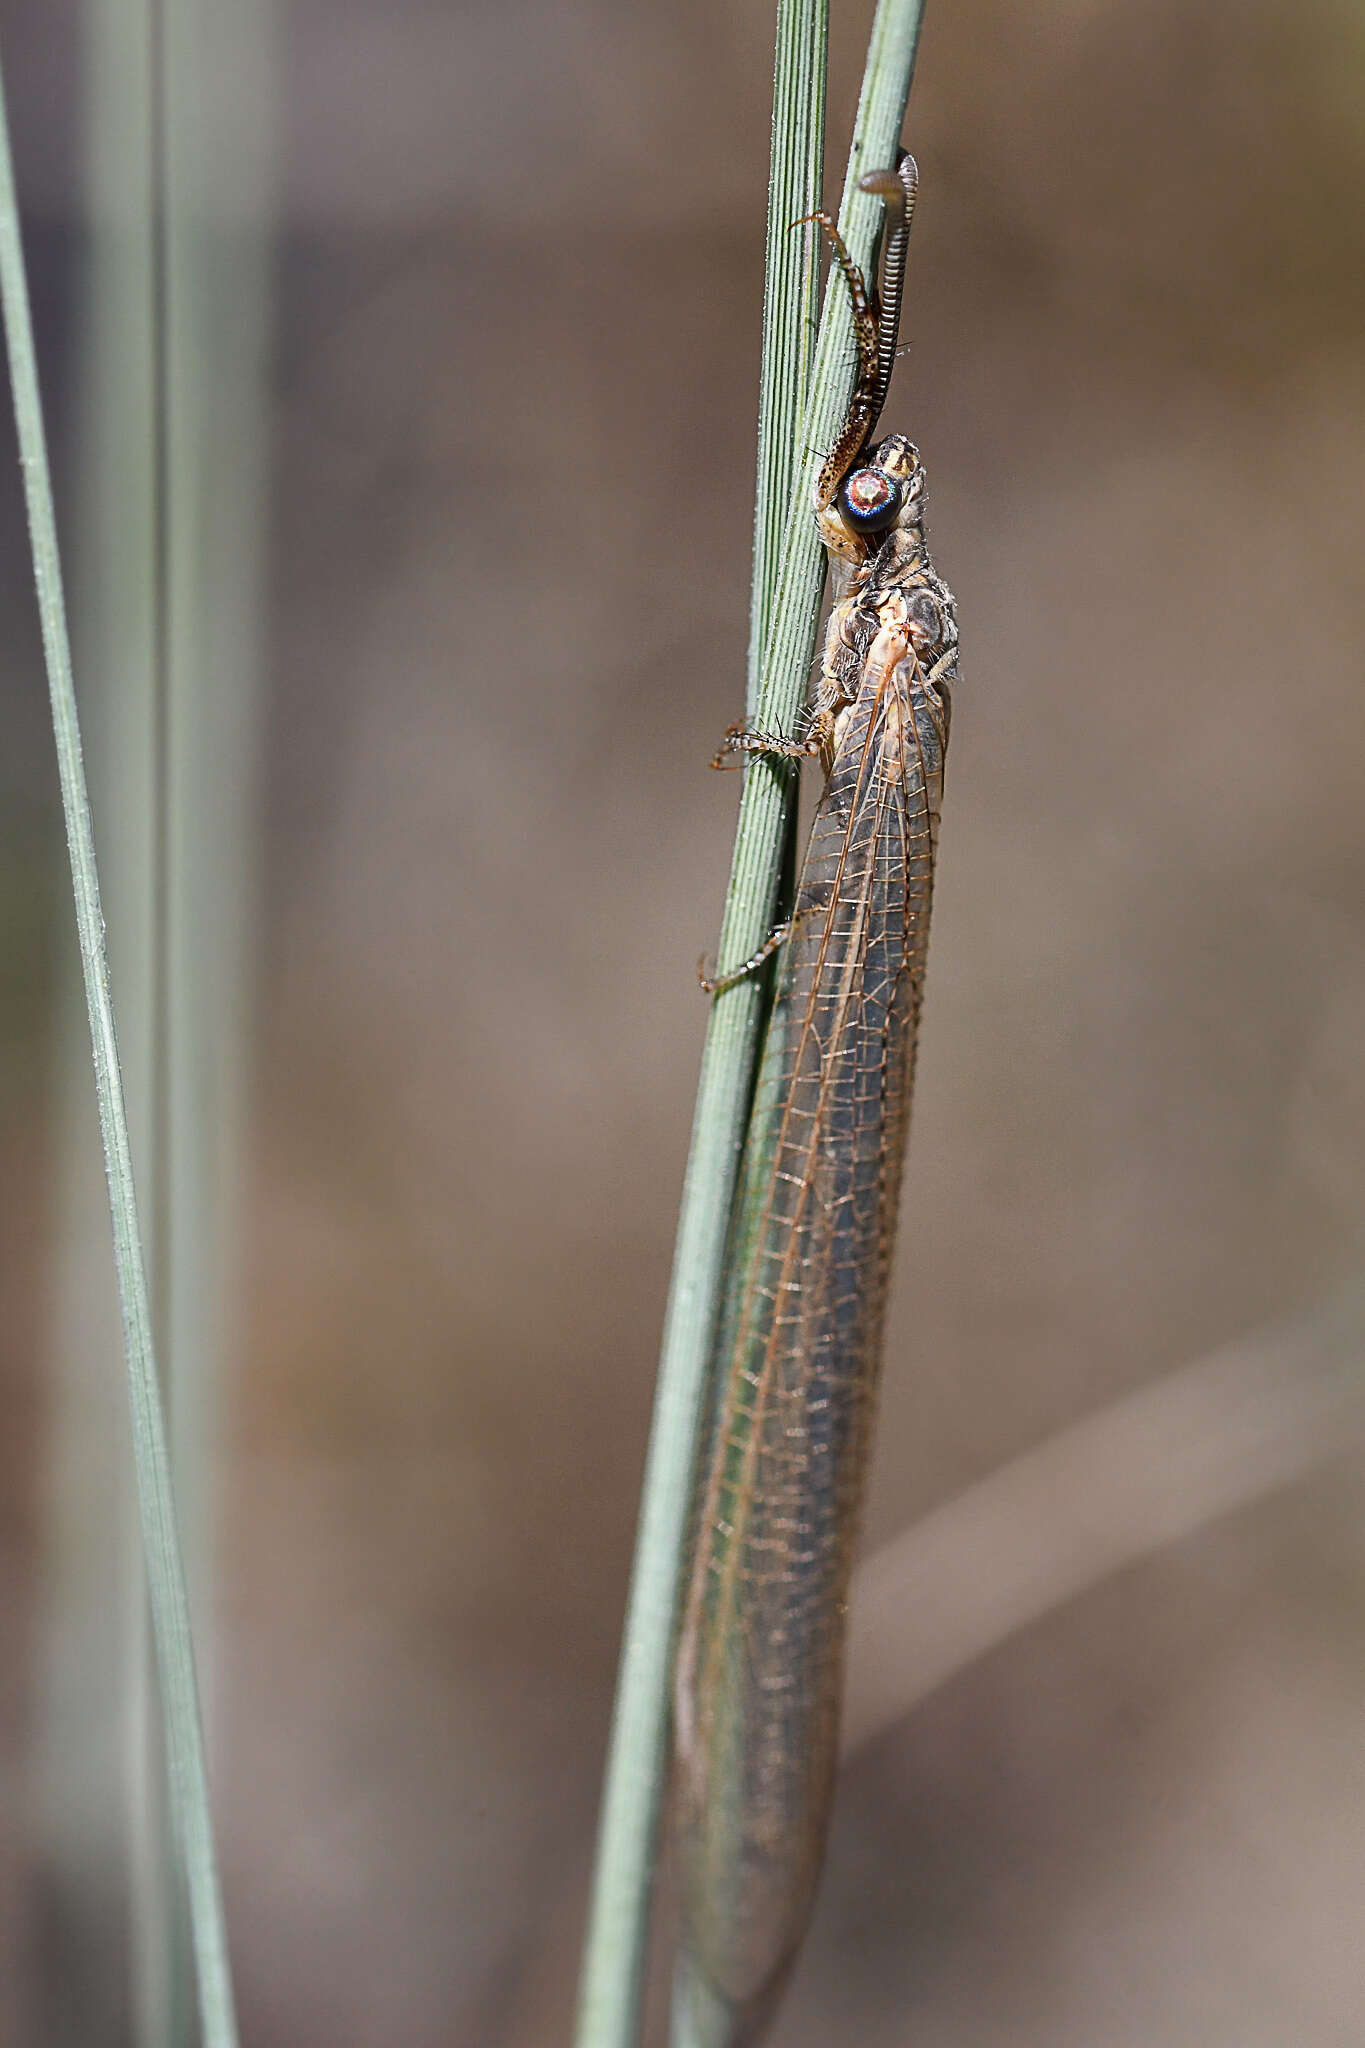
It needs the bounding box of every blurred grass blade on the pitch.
[0,39,240,2048]
[148,0,275,2031]
[575,5,926,2046]
[40,0,159,2031]
[844,1282,1365,1755]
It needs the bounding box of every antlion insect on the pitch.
[673,154,959,2046]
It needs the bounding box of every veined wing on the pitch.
[675,618,948,2030]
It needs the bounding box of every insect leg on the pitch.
[710,722,821,772]
[698,920,794,996]
[711,705,839,770]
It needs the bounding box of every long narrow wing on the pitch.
[675,622,947,2032]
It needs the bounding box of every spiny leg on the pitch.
[700,715,830,991]
[710,715,832,772]
[698,920,794,997]
[710,728,820,773]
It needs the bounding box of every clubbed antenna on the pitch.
[801,151,921,511]
[862,152,919,419]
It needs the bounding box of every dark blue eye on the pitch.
[838,465,904,536]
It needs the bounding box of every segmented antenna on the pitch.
[862,152,919,420]
[801,151,921,511]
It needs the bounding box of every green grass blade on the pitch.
[0,42,239,2048]
[747,0,828,715]
[573,6,826,2043]
[575,6,926,2045]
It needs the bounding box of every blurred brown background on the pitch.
[1,0,1364,2042]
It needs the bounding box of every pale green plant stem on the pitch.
[574,5,926,2044]
[0,44,238,2048]
[746,0,828,716]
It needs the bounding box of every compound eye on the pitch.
[837,465,904,537]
